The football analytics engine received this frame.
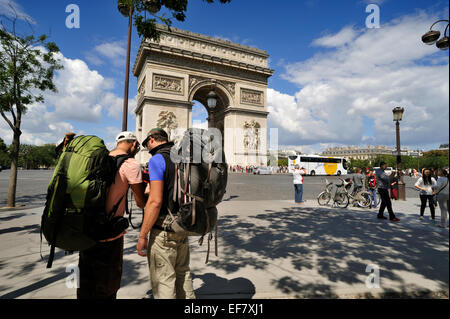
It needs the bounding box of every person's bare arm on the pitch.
[130,183,146,209]
[137,180,164,256]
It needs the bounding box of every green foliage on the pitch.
[0,137,9,167]
[118,0,232,40]
[349,153,449,171]
[0,28,63,122]
[17,144,57,169]
[423,150,449,158]
[348,158,371,171]
[277,158,288,167]
[1,142,57,169]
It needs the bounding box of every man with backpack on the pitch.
[366,168,377,208]
[77,131,146,299]
[137,128,196,299]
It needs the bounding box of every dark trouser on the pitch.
[77,236,124,299]
[294,184,303,203]
[420,195,435,219]
[378,188,396,219]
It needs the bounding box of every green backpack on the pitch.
[41,135,130,268]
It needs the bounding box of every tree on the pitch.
[0,12,63,207]
[118,0,232,40]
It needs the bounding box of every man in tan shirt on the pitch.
[77,131,146,299]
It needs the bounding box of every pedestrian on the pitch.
[390,171,399,200]
[137,128,196,299]
[415,168,437,220]
[352,168,365,194]
[375,162,400,222]
[77,131,146,299]
[431,168,449,228]
[431,168,439,208]
[366,168,377,208]
[292,164,306,204]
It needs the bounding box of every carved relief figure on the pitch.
[189,75,207,89]
[157,111,178,140]
[138,78,145,100]
[219,80,235,98]
[241,89,263,106]
[243,120,261,153]
[154,75,182,93]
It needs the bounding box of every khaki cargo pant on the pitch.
[147,229,196,299]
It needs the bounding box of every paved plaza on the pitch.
[0,171,448,299]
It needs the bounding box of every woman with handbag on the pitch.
[432,169,449,228]
[390,171,399,200]
[415,168,437,220]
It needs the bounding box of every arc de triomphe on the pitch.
[133,24,274,166]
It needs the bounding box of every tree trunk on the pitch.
[7,130,20,207]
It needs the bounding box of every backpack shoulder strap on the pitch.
[435,178,449,196]
[107,154,132,217]
[114,154,132,171]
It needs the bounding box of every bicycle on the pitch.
[343,181,373,208]
[317,178,350,208]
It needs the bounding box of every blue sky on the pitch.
[0,0,448,153]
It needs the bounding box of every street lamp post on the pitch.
[207,89,217,128]
[118,2,134,131]
[393,107,406,201]
[118,0,162,131]
[421,19,449,50]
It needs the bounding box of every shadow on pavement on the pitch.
[194,273,255,299]
[0,224,40,235]
[206,206,449,298]
[0,270,67,299]
[0,194,47,209]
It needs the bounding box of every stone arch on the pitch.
[133,24,273,166]
[188,80,233,110]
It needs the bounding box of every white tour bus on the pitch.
[288,155,348,176]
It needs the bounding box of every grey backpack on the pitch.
[162,128,227,263]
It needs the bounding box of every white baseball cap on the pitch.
[115,131,137,143]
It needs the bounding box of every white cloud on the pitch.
[101,92,137,119]
[0,0,35,24]
[0,51,129,146]
[312,26,360,48]
[85,41,127,67]
[270,11,449,151]
[43,54,117,122]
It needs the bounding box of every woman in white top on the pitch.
[293,165,306,204]
[415,168,437,220]
[432,168,449,228]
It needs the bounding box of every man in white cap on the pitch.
[77,131,147,299]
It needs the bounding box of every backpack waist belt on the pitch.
[152,224,175,233]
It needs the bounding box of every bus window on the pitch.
[288,155,298,161]
[343,159,348,170]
